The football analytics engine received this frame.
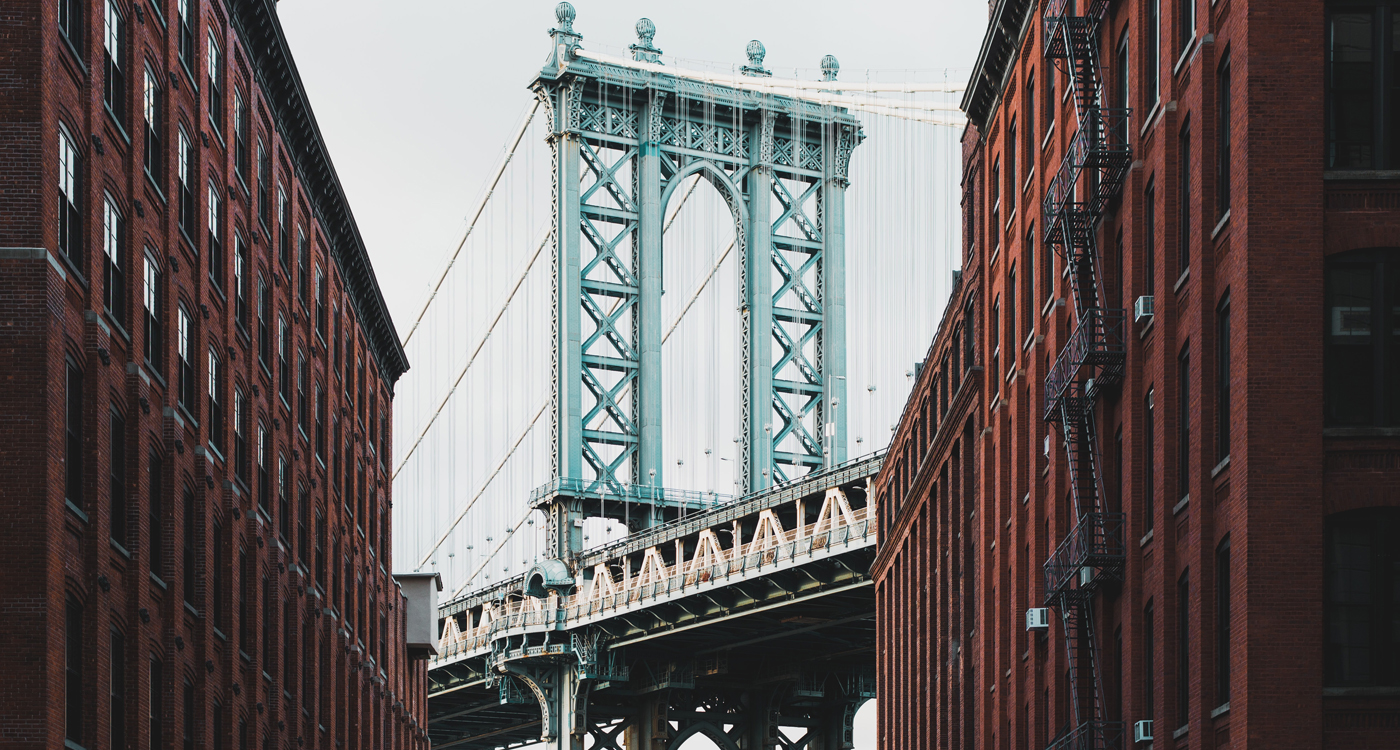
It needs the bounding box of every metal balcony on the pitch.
[1044,0,1115,60]
[1043,512,1127,605]
[1043,308,1126,422]
[1043,109,1133,248]
[1047,720,1125,750]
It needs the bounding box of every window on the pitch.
[315,266,327,339]
[278,454,290,542]
[1325,5,1400,169]
[1006,118,1017,214]
[178,127,195,241]
[103,196,127,329]
[66,596,83,743]
[261,575,272,670]
[144,253,163,375]
[182,679,194,750]
[1178,346,1190,498]
[991,298,1001,395]
[297,351,308,434]
[144,65,164,183]
[1007,268,1017,368]
[208,182,223,289]
[212,519,225,631]
[282,600,295,690]
[177,307,195,413]
[277,315,289,403]
[1179,120,1191,276]
[148,450,163,576]
[258,139,270,229]
[991,158,1001,245]
[1144,600,1156,723]
[111,628,126,749]
[1024,71,1036,169]
[234,90,249,185]
[1217,53,1232,216]
[257,423,269,515]
[1144,178,1157,295]
[104,0,127,127]
[1326,249,1400,426]
[257,276,269,368]
[177,0,194,77]
[1325,507,1400,686]
[1023,237,1035,337]
[1177,570,1190,727]
[1216,536,1232,703]
[206,29,223,134]
[1147,0,1161,107]
[315,511,326,589]
[1115,229,1125,308]
[1144,388,1156,532]
[278,187,290,273]
[149,658,163,750]
[212,702,223,750]
[297,229,309,306]
[1117,28,1130,112]
[182,486,196,605]
[298,482,309,565]
[238,548,250,652]
[234,232,248,331]
[208,348,223,454]
[315,384,326,461]
[1217,296,1231,461]
[234,387,248,482]
[110,408,127,546]
[66,361,83,508]
[1044,62,1056,138]
[58,125,83,263]
[59,0,83,52]
[380,410,389,471]
[1177,0,1196,58]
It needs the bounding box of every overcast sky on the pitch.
[277,0,989,333]
[276,2,990,746]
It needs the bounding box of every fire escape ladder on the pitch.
[1041,1,1130,749]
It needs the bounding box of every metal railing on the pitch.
[1043,513,1127,603]
[529,477,734,511]
[1043,309,1126,422]
[1047,720,1125,750]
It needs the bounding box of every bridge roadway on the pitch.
[426,452,884,750]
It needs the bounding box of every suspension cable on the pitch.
[400,98,540,347]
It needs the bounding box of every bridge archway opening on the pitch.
[661,168,742,501]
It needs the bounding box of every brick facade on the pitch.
[0,0,430,748]
[874,0,1400,748]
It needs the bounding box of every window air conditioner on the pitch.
[1026,608,1050,631]
[1134,720,1154,743]
[1134,295,1155,322]
[1079,566,1095,587]
[1043,435,1051,457]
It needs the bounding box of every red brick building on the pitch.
[0,1,433,748]
[874,0,1400,748]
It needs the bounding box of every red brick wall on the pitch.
[0,1,428,748]
[875,0,1400,748]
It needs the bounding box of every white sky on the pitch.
[276,2,990,747]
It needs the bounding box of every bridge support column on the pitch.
[624,693,669,750]
[637,90,665,504]
[745,112,776,493]
[820,172,848,469]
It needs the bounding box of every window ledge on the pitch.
[1140,100,1164,138]
[1041,121,1056,152]
[1140,528,1155,548]
[1173,494,1190,516]
[65,499,89,524]
[1173,724,1189,740]
[1139,315,1156,340]
[1324,427,1400,438]
[65,740,87,750]
[1174,35,1198,77]
[1211,210,1231,240]
[184,601,200,618]
[104,106,133,147]
[1211,455,1231,478]
[1211,702,1230,719]
[1324,686,1400,697]
[149,572,167,590]
[111,538,132,559]
[1323,169,1400,181]
[144,170,168,204]
[1174,267,1191,294]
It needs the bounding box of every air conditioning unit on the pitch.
[1078,566,1096,587]
[1026,608,1051,631]
[1043,435,1051,457]
[1134,719,1154,743]
[1134,295,1155,322]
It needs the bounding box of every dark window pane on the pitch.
[1329,12,1376,169]
[1327,264,1376,424]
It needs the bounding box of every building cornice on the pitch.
[961,0,1037,132]
[231,0,410,386]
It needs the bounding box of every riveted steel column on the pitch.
[556,95,584,487]
[822,133,849,468]
[746,112,776,492]
[637,90,665,498]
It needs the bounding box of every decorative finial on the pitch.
[555,2,576,33]
[742,39,771,77]
[821,54,840,81]
[630,17,663,64]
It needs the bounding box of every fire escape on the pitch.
[1041,0,1132,748]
